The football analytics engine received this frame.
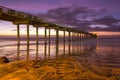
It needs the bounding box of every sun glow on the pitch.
[91,31,120,36]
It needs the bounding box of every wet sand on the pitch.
[0,55,120,80]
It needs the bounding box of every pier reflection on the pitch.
[16,38,97,61]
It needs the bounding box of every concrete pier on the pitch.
[0,6,97,60]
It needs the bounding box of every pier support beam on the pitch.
[63,30,65,55]
[44,27,47,59]
[80,33,82,40]
[75,33,77,53]
[80,33,83,40]
[72,32,74,53]
[68,31,71,55]
[79,33,81,53]
[56,29,59,58]
[80,33,82,53]
[17,24,20,60]
[36,27,39,60]
[84,34,86,39]
[27,24,30,61]
[77,33,79,53]
[48,28,51,59]
[83,34,85,39]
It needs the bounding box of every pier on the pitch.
[0,6,97,60]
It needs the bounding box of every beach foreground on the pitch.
[0,55,120,80]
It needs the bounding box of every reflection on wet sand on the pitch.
[72,39,120,79]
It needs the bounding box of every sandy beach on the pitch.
[0,55,120,80]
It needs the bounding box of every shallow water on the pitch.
[0,37,120,66]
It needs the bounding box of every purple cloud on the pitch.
[0,0,120,18]
[36,6,120,31]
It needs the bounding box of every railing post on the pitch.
[27,23,30,61]
[36,27,39,60]
[17,24,20,60]
[56,29,59,58]
[48,28,51,59]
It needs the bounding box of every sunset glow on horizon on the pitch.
[0,21,120,36]
[91,31,120,36]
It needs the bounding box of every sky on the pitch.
[0,0,120,17]
[0,0,120,36]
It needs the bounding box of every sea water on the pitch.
[0,36,120,68]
